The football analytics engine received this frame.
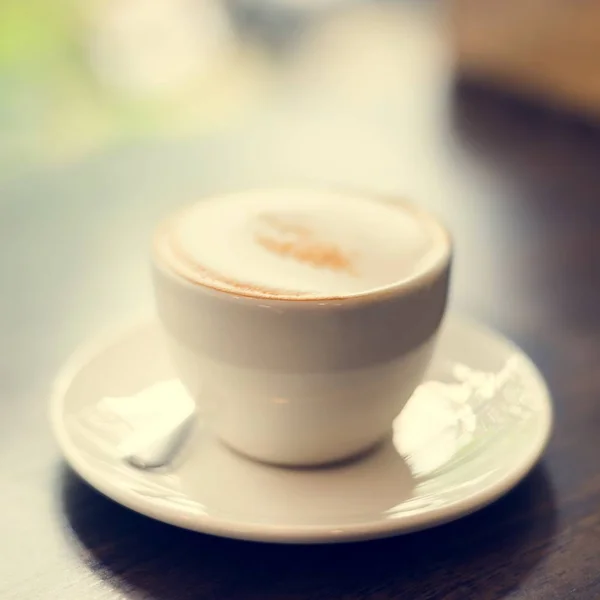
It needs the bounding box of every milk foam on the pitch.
[159,190,445,299]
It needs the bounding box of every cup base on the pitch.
[218,433,389,469]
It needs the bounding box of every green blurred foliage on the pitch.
[0,0,271,179]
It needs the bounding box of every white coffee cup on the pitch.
[152,189,452,466]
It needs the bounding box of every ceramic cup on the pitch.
[152,192,452,466]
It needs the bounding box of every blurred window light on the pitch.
[86,0,235,97]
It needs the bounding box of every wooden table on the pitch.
[1,3,599,598]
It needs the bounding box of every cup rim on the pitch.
[152,187,453,308]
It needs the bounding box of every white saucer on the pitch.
[51,315,552,544]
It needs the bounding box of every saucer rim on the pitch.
[50,314,553,544]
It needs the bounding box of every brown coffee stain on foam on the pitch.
[255,214,357,275]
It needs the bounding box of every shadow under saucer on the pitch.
[59,459,556,600]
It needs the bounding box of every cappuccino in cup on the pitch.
[153,189,451,466]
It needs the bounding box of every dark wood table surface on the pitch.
[1,3,599,599]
